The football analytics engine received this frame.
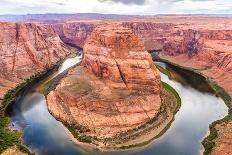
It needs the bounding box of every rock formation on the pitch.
[52,22,96,47]
[50,18,232,97]
[82,24,160,93]
[1,15,231,153]
[0,22,72,99]
[47,24,161,141]
[49,17,232,152]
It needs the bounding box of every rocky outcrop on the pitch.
[121,21,232,97]
[82,24,160,93]
[50,18,232,153]
[52,22,96,47]
[47,24,161,142]
[2,16,229,153]
[0,22,72,99]
[50,20,232,96]
[212,121,232,155]
[158,28,232,96]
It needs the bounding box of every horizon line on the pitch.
[0,13,232,16]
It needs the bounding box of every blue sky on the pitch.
[0,0,232,15]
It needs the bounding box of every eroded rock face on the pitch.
[52,22,96,47]
[0,22,72,99]
[212,122,232,155]
[82,24,160,93]
[12,16,230,152]
[51,19,232,96]
[47,24,161,138]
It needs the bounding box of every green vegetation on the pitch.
[64,80,182,150]
[119,144,139,149]
[116,82,181,150]
[155,64,170,77]
[202,79,232,155]
[155,63,181,113]
[39,78,55,95]
[0,51,79,154]
[162,82,181,114]
[163,61,232,155]
[154,57,232,155]
[202,125,218,155]
[65,123,93,144]
[0,89,30,154]
[0,61,61,154]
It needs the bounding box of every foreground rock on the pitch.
[47,24,179,148]
[0,22,73,100]
[0,146,26,155]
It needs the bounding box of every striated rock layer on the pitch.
[50,16,232,153]
[0,22,72,100]
[50,19,232,99]
[47,24,161,139]
[82,24,160,93]
[52,22,96,48]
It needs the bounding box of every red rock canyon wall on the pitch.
[0,22,72,99]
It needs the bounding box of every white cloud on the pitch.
[0,0,231,15]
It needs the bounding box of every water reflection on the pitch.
[132,72,227,155]
[8,59,228,155]
[107,65,227,155]
[21,93,89,155]
[55,54,82,76]
[155,61,215,93]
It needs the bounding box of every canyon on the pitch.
[0,22,74,101]
[0,15,231,155]
[48,16,232,155]
[50,17,232,88]
[49,16,232,100]
[47,24,178,148]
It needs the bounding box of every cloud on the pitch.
[0,0,231,15]
[98,0,146,5]
[54,2,66,6]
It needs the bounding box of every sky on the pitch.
[0,0,232,15]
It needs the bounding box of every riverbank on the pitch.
[0,51,79,154]
[0,67,60,154]
[155,55,231,155]
[62,83,180,151]
[42,61,181,151]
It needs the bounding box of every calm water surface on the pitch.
[8,58,228,155]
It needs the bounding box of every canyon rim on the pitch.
[0,1,232,155]
[46,24,178,149]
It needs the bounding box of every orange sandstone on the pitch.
[47,24,161,139]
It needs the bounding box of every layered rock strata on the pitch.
[0,22,72,99]
[52,22,96,48]
[50,17,232,153]
[50,19,232,99]
[47,24,162,145]
[1,15,230,153]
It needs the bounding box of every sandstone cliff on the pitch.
[0,22,72,99]
[47,24,162,142]
[123,20,232,155]
[50,17,232,153]
[82,24,160,93]
[3,16,228,153]
[51,20,232,97]
[52,22,96,47]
